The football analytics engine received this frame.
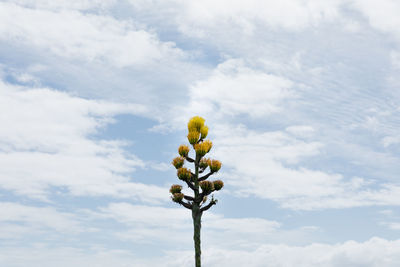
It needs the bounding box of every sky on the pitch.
[0,0,400,266]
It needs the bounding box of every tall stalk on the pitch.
[169,116,224,267]
[192,204,202,267]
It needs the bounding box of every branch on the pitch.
[198,189,213,201]
[198,171,214,181]
[184,180,196,191]
[178,200,193,210]
[200,197,217,212]
[185,156,195,163]
[183,195,194,201]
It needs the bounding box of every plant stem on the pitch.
[192,204,202,267]
[193,154,202,267]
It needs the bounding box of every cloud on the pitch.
[210,123,400,210]
[2,237,400,266]
[128,0,344,36]
[0,202,83,238]
[162,237,400,267]
[382,135,400,147]
[351,0,400,39]
[0,2,184,68]
[1,237,399,267]
[0,246,148,267]
[187,59,293,119]
[1,0,116,11]
[95,202,281,247]
[0,80,166,202]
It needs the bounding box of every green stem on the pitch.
[192,204,202,267]
[193,153,202,267]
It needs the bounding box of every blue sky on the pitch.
[1,0,400,266]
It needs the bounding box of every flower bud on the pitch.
[188,116,205,132]
[169,184,182,194]
[213,180,224,191]
[209,159,221,173]
[172,193,184,202]
[178,145,190,157]
[187,131,200,145]
[194,143,207,157]
[200,125,208,139]
[177,167,191,181]
[200,180,214,194]
[172,157,185,169]
[199,158,209,169]
[202,140,212,153]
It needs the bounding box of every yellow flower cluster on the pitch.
[172,193,184,202]
[187,116,209,145]
[199,158,210,169]
[171,157,185,169]
[209,159,222,172]
[169,184,182,194]
[187,116,205,132]
[199,180,214,194]
[187,131,200,145]
[177,167,191,181]
[200,125,208,139]
[194,140,212,157]
[178,145,190,157]
[213,180,224,191]
[202,140,212,152]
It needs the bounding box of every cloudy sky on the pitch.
[1,0,400,266]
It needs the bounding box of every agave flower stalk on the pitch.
[169,116,224,267]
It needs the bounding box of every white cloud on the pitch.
[0,2,184,67]
[390,50,400,68]
[0,246,149,267]
[182,0,343,35]
[0,80,166,201]
[352,0,400,39]
[96,202,281,247]
[0,202,83,238]
[160,237,400,267]
[187,59,293,119]
[2,237,400,266]
[382,135,400,147]
[128,0,344,37]
[386,222,400,230]
[211,124,400,210]
[2,237,399,267]
[285,125,316,138]
[1,0,116,11]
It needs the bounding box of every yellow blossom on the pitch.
[169,184,183,194]
[194,143,207,157]
[177,167,191,181]
[209,159,221,172]
[202,140,212,152]
[199,180,214,194]
[199,158,210,169]
[178,145,190,157]
[172,193,184,202]
[213,180,224,191]
[188,116,205,132]
[171,157,185,169]
[187,131,200,144]
[200,126,208,139]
